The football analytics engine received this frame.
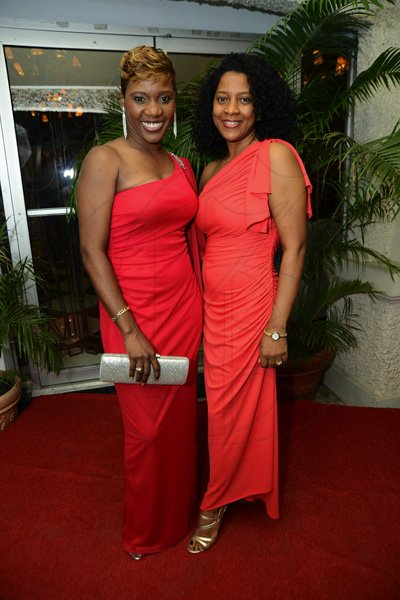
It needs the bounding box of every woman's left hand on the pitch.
[258,335,288,369]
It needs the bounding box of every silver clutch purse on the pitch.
[99,353,189,385]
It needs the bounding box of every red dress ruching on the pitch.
[195,140,312,518]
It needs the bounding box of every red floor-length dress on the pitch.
[100,156,202,554]
[195,139,312,518]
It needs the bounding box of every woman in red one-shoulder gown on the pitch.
[187,53,311,554]
[78,47,202,558]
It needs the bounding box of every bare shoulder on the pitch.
[80,143,119,171]
[78,144,121,191]
[199,160,221,192]
[269,140,303,178]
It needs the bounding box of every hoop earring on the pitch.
[122,106,127,139]
[173,110,177,138]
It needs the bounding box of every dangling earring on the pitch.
[122,106,127,139]
[173,109,177,138]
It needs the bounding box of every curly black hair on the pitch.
[193,53,297,158]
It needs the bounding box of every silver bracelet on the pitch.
[111,305,130,322]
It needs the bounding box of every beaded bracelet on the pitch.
[111,305,131,322]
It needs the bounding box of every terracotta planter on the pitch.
[0,374,22,431]
[276,348,334,400]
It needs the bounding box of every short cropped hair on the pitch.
[193,53,297,158]
[120,46,176,95]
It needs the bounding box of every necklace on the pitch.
[222,136,257,165]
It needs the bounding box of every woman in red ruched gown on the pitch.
[187,54,311,554]
[78,47,202,558]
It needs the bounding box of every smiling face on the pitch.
[212,71,256,147]
[122,75,175,146]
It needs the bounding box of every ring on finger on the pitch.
[276,360,283,366]
[135,366,143,372]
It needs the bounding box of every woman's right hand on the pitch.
[123,330,160,384]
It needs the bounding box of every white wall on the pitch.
[0,0,279,34]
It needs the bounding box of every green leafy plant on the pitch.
[0,222,63,377]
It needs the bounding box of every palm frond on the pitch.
[312,277,377,317]
[332,128,400,209]
[250,0,387,84]
[288,292,372,355]
[348,46,400,102]
[316,47,400,126]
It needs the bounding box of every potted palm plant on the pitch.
[0,222,63,429]
[248,0,400,397]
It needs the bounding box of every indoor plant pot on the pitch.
[0,372,22,431]
[276,348,334,400]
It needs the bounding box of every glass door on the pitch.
[1,39,152,388]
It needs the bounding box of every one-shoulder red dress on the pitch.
[100,156,202,554]
[195,140,312,518]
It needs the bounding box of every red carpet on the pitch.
[0,394,399,600]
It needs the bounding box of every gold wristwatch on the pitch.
[263,330,287,341]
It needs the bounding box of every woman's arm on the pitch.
[259,141,307,368]
[77,145,160,382]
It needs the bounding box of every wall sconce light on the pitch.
[336,56,349,76]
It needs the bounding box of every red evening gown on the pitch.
[195,139,312,518]
[100,156,202,554]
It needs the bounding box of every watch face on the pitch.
[271,332,280,341]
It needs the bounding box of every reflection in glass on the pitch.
[16,111,104,210]
[28,215,102,359]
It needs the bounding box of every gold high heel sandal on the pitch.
[187,505,227,554]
